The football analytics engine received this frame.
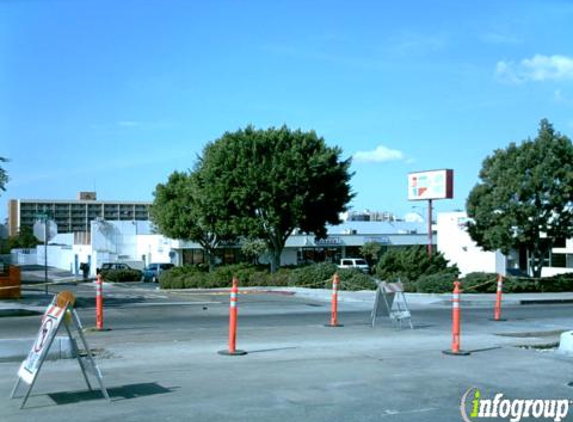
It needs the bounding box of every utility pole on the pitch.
[44,215,48,295]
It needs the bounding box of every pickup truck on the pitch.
[338,258,370,273]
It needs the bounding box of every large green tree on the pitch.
[8,225,39,249]
[196,125,354,273]
[360,241,384,267]
[0,157,9,194]
[466,119,573,278]
[150,171,229,270]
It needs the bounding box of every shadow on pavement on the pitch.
[47,382,178,405]
[247,346,299,354]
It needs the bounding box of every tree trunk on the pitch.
[528,249,544,279]
[206,250,216,272]
[270,249,281,274]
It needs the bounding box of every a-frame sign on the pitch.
[371,280,414,329]
[11,291,110,408]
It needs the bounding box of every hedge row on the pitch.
[159,263,377,291]
[158,264,573,293]
[412,272,573,293]
[99,269,142,282]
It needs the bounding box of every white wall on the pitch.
[437,212,505,276]
[136,234,176,266]
[11,249,37,266]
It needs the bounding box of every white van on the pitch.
[338,258,370,273]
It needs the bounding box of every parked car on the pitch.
[96,262,143,282]
[97,262,138,273]
[142,263,175,282]
[506,267,530,278]
[338,258,370,273]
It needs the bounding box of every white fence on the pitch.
[11,249,38,266]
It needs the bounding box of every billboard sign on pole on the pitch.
[408,169,454,201]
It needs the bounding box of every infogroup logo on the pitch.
[460,387,571,422]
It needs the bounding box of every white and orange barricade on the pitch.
[443,281,470,356]
[218,277,247,356]
[325,273,343,327]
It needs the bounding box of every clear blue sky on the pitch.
[1,0,573,222]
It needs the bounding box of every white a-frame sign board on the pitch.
[370,280,414,329]
[11,290,110,409]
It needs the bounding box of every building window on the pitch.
[551,253,567,268]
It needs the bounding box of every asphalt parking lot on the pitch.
[1,281,572,421]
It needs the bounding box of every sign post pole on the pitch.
[33,212,57,295]
[44,216,48,295]
[427,199,433,256]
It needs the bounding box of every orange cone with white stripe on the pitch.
[493,274,506,322]
[443,281,470,356]
[325,273,343,327]
[96,274,104,331]
[218,277,247,356]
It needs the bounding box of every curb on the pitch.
[519,299,573,305]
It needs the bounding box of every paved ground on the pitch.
[1,279,572,421]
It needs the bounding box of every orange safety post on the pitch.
[325,273,343,327]
[96,274,104,331]
[443,281,470,356]
[218,277,247,356]
[493,274,506,322]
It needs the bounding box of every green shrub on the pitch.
[461,272,498,293]
[416,273,456,293]
[159,263,283,289]
[210,264,258,287]
[291,263,337,288]
[170,277,185,289]
[160,265,203,289]
[376,246,459,283]
[269,269,293,286]
[537,273,573,292]
[160,263,573,293]
[100,269,142,282]
[338,268,377,291]
[502,276,539,293]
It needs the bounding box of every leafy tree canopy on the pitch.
[240,238,269,265]
[8,225,39,250]
[360,241,383,266]
[466,119,573,278]
[0,157,9,195]
[196,125,354,272]
[150,171,231,270]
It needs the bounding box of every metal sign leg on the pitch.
[10,377,21,399]
[71,310,110,401]
[64,320,93,391]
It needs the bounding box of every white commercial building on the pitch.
[437,212,506,277]
[13,219,433,274]
[12,220,176,276]
[437,211,573,277]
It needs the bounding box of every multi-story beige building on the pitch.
[7,192,151,237]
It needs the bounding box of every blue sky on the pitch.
[1,0,573,222]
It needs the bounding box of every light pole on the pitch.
[411,204,433,256]
[427,199,433,256]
